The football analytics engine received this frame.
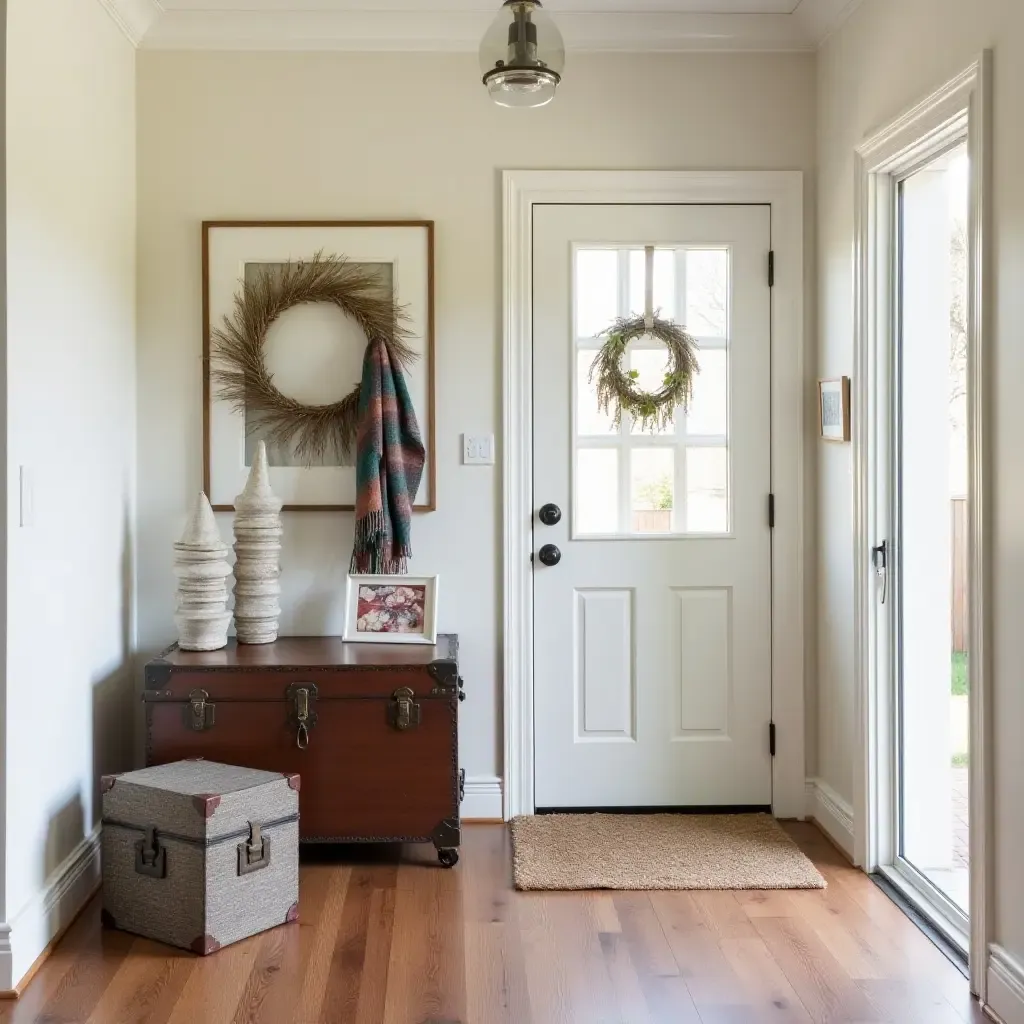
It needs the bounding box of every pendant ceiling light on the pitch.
[479,0,565,109]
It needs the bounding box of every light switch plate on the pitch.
[462,434,495,465]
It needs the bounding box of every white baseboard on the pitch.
[805,777,855,859]
[0,824,102,992]
[462,776,503,821]
[987,945,1024,1024]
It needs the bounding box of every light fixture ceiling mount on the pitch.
[479,0,566,109]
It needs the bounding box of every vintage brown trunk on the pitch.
[143,635,463,866]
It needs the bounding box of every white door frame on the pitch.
[502,170,806,821]
[852,54,992,996]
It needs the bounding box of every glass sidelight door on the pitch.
[890,143,970,933]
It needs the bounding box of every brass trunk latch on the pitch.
[185,689,215,732]
[287,683,318,749]
[388,687,421,731]
[237,820,271,876]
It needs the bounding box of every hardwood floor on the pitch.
[0,823,985,1024]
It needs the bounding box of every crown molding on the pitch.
[792,0,864,45]
[97,0,163,45]
[100,1,860,53]
[139,10,815,51]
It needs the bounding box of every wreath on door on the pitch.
[589,246,700,433]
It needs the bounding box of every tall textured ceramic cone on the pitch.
[174,492,231,652]
[232,441,284,644]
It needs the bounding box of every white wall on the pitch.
[136,51,818,795]
[817,0,1024,1012]
[5,0,136,987]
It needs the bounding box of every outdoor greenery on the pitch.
[951,651,968,697]
[636,474,674,511]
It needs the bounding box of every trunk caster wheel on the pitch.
[437,848,459,868]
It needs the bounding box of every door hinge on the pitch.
[768,250,775,288]
[769,722,777,758]
[768,493,775,529]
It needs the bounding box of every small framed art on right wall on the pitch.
[819,376,851,443]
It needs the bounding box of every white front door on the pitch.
[532,204,773,809]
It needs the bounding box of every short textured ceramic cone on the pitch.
[174,493,231,652]
[233,442,283,645]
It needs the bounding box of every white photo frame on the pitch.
[203,220,435,511]
[343,574,439,645]
[819,376,852,442]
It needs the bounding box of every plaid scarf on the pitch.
[350,338,425,575]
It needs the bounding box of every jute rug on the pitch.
[510,813,826,891]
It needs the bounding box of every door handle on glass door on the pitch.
[872,540,888,605]
[538,544,562,567]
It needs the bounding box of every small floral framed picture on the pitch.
[343,575,440,645]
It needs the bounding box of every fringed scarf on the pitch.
[350,337,426,575]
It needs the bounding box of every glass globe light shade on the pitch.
[479,0,565,109]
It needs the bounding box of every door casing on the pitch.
[502,170,806,822]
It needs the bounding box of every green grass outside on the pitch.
[952,651,969,696]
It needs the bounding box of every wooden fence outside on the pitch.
[952,497,969,653]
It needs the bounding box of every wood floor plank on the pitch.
[84,939,194,1024]
[3,825,984,1024]
[752,914,879,1023]
[249,861,335,1024]
[382,857,466,1024]
[291,865,351,1023]
[463,825,532,1024]
[163,931,266,1024]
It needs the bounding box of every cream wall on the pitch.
[817,0,1024,1003]
[136,51,818,791]
[5,0,136,987]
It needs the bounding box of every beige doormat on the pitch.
[510,813,826,891]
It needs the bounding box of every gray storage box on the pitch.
[101,760,300,955]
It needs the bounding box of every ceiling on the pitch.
[101,0,862,51]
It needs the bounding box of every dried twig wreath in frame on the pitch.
[589,246,700,433]
[210,251,417,465]
[203,221,433,512]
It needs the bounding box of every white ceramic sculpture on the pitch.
[174,492,232,652]
[232,441,283,644]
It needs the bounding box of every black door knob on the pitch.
[538,544,562,567]
[539,503,562,526]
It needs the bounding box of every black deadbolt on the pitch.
[538,544,562,567]
[539,503,562,526]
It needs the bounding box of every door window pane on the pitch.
[629,348,675,437]
[628,248,676,320]
[686,448,728,533]
[631,449,674,534]
[687,350,728,437]
[686,249,729,337]
[897,144,970,916]
[576,250,618,339]
[576,448,619,535]
[577,351,616,436]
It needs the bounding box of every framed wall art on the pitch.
[818,376,851,443]
[203,220,435,511]
[343,574,439,645]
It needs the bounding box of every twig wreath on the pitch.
[589,247,700,433]
[211,251,416,464]
[590,315,700,433]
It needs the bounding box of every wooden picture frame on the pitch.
[202,220,436,511]
[343,574,440,645]
[819,376,851,443]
